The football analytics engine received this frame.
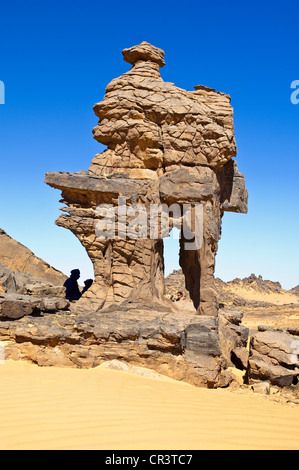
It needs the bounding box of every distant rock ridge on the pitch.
[217,273,299,296]
[165,269,299,306]
[0,228,67,290]
[290,285,299,296]
[221,273,283,293]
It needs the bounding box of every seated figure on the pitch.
[64,269,81,301]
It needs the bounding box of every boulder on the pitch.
[218,309,249,369]
[0,293,70,320]
[248,330,299,386]
[0,296,41,320]
[251,381,270,395]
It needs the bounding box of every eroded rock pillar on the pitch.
[45,41,247,315]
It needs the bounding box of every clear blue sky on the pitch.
[0,0,298,289]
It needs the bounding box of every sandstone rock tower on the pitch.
[45,42,247,315]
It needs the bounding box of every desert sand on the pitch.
[0,359,299,450]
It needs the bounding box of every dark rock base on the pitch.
[0,303,249,389]
[1,301,298,393]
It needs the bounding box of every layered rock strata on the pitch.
[1,305,298,390]
[247,328,299,387]
[0,306,249,388]
[45,41,247,315]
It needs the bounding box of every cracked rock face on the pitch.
[45,41,247,315]
[0,307,250,388]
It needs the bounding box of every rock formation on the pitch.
[0,305,249,388]
[1,303,298,392]
[0,233,297,390]
[290,285,299,296]
[0,229,67,287]
[165,270,299,310]
[0,229,69,318]
[45,41,247,316]
[247,327,299,387]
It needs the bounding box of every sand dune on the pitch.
[0,360,298,450]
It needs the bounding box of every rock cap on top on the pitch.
[122,41,165,67]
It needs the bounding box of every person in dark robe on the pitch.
[64,269,82,301]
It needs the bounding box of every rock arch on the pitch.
[45,42,247,315]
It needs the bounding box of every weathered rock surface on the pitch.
[0,288,297,391]
[45,41,247,316]
[0,293,69,320]
[290,285,299,296]
[0,43,251,392]
[0,263,66,297]
[0,229,67,287]
[0,229,69,320]
[0,305,248,388]
[247,330,299,386]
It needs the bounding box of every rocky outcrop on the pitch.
[223,274,284,294]
[0,294,69,320]
[166,270,299,309]
[290,285,299,296]
[45,41,247,316]
[0,229,67,287]
[0,263,66,297]
[0,231,69,318]
[0,305,249,388]
[0,297,298,391]
[247,328,299,387]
